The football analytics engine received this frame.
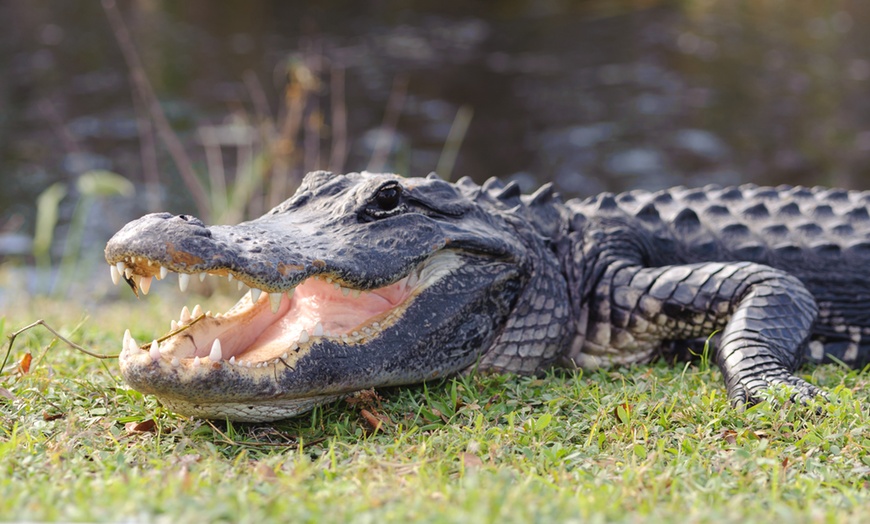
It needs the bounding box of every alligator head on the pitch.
[105,171,572,421]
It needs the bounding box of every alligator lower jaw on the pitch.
[114,251,464,420]
[158,394,346,423]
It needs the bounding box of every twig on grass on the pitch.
[1,319,119,387]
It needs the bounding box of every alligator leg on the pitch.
[592,261,822,405]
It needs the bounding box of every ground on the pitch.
[1,294,869,523]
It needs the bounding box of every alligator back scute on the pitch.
[571,184,870,271]
[569,184,870,367]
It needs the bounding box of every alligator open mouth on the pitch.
[112,250,462,372]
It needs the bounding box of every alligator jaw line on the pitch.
[110,251,462,371]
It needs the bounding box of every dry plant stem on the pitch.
[39,98,82,156]
[273,67,307,210]
[436,105,474,181]
[1,320,117,377]
[140,314,206,348]
[368,75,409,173]
[230,128,256,224]
[329,65,348,174]
[242,70,276,216]
[0,315,211,378]
[132,86,162,212]
[243,70,275,128]
[304,97,322,172]
[102,0,210,219]
[199,126,228,218]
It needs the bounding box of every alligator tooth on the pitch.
[351,289,361,298]
[352,331,359,337]
[287,288,295,299]
[179,273,190,292]
[123,329,136,352]
[341,287,350,297]
[124,267,134,279]
[170,320,178,331]
[139,276,152,295]
[325,277,333,284]
[180,306,191,324]
[193,356,201,367]
[171,357,180,368]
[198,272,206,282]
[159,266,169,280]
[333,283,340,290]
[116,261,126,275]
[373,322,380,328]
[208,339,222,362]
[227,273,233,282]
[110,265,120,285]
[313,322,323,337]
[298,330,309,343]
[191,304,203,318]
[229,356,236,365]
[149,340,160,362]
[250,288,262,302]
[237,280,245,291]
[270,293,282,313]
[246,360,252,367]
[281,352,288,360]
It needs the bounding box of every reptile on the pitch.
[104,171,870,421]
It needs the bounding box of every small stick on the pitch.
[139,313,206,348]
[1,320,118,377]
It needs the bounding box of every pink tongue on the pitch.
[238,276,414,360]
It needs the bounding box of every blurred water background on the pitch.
[1,0,870,304]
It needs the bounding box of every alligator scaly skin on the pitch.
[552,184,870,403]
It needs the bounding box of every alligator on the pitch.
[104,171,870,421]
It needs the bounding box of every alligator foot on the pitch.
[725,369,826,408]
[715,264,825,409]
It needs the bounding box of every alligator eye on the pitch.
[375,183,402,211]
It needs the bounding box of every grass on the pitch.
[1,296,869,523]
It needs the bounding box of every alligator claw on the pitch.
[727,372,827,409]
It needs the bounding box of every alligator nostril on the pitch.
[175,214,206,228]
